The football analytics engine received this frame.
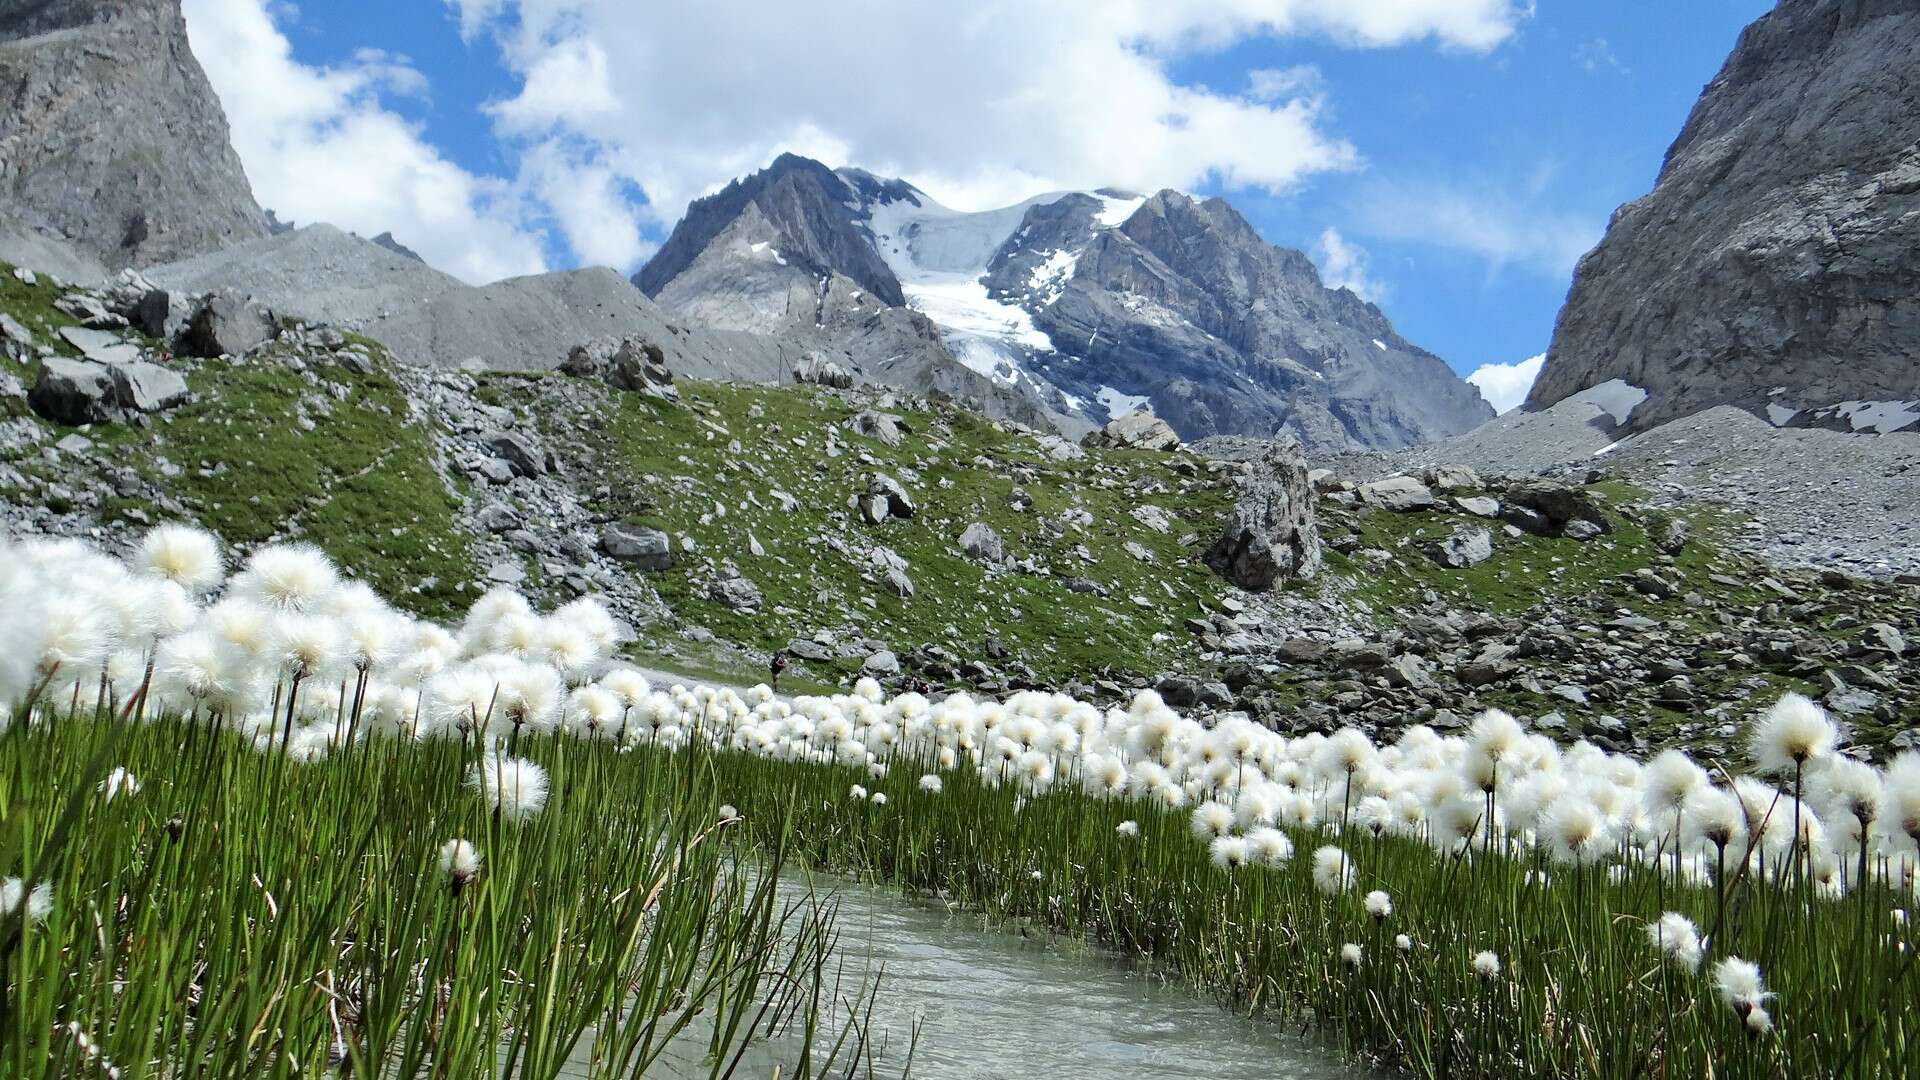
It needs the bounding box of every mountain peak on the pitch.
[0,0,267,272]
[634,150,904,305]
[639,159,1490,449]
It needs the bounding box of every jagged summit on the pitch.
[0,0,267,273]
[635,153,1493,451]
[634,152,904,306]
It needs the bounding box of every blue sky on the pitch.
[183,1,1776,406]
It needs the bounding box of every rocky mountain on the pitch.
[637,154,1494,452]
[1527,0,1920,432]
[0,0,267,274]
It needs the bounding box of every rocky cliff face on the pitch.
[1528,0,1920,428]
[994,190,1493,449]
[0,0,267,273]
[636,154,903,306]
[637,154,1494,451]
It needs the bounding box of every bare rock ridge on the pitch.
[636,154,1494,452]
[635,153,904,306]
[0,0,266,273]
[991,188,1493,449]
[1529,0,1920,429]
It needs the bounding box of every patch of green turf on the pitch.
[519,376,1234,682]
[51,343,473,619]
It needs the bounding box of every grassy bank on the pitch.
[0,715,876,1078]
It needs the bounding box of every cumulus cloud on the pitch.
[458,0,1530,223]
[1467,352,1545,413]
[515,140,654,269]
[1314,226,1386,301]
[182,0,549,284]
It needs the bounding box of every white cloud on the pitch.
[1351,176,1602,278]
[1573,38,1628,75]
[464,1,1530,225]
[1247,65,1325,101]
[445,0,508,43]
[516,140,654,269]
[182,0,549,284]
[1467,352,1544,413]
[1314,226,1385,301]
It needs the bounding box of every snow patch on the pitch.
[1096,386,1151,417]
[1827,400,1920,434]
[1371,338,1387,351]
[1026,248,1079,305]
[1094,193,1146,228]
[1576,379,1647,426]
[1765,403,1798,427]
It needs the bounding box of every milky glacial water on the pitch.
[565,873,1373,1080]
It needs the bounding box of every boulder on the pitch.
[104,270,170,337]
[177,290,275,358]
[474,504,519,533]
[1863,622,1906,656]
[608,338,676,399]
[1356,475,1436,512]
[1504,479,1610,535]
[1034,434,1086,461]
[1307,468,1342,493]
[1082,411,1180,452]
[480,431,546,478]
[1422,463,1481,491]
[1500,504,1553,535]
[1650,515,1690,555]
[106,361,189,412]
[792,351,854,389]
[1155,674,1233,709]
[1277,638,1329,663]
[884,567,916,599]
[1384,653,1437,690]
[859,473,915,523]
[1419,526,1493,569]
[787,638,834,662]
[706,575,764,612]
[1455,495,1501,518]
[863,650,901,676]
[28,357,117,425]
[1203,436,1320,591]
[849,410,908,448]
[600,523,673,570]
[959,522,1006,563]
[58,326,142,366]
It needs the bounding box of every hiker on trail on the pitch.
[769,650,788,691]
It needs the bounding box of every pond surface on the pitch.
[570,873,1375,1079]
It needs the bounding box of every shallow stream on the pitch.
[568,873,1373,1079]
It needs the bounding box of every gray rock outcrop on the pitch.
[959,522,1006,564]
[0,0,267,271]
[29,353,187,425]
[1421,526,1493,569]
[1528,0,1920,428]
[1083,412,1181,451]
[601,523,673,570]
[1203,437,1320,590]
[177,290,275,358]
[792,351,854,389]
